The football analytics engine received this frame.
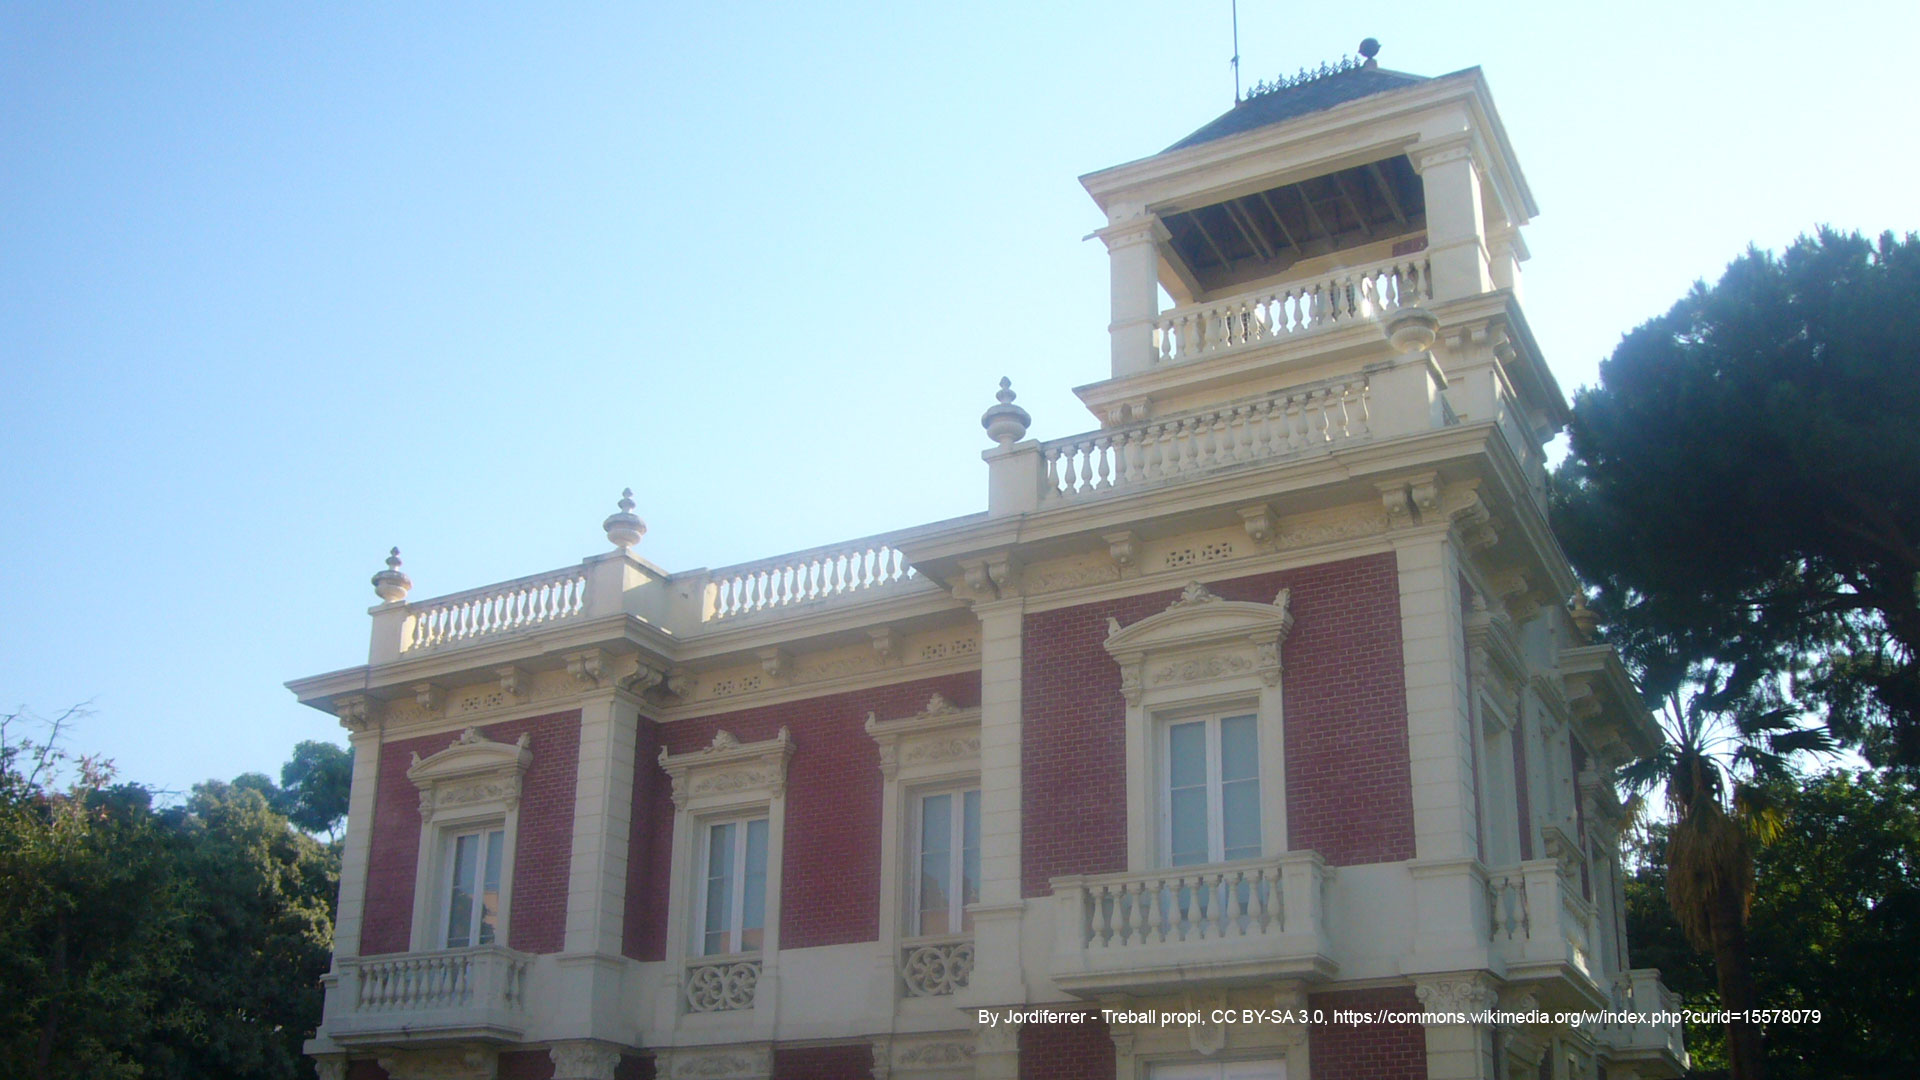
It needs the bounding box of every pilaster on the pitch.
[970,597,1027,1004]
[331,701,383,958]
[1389,528,1480,864]
[1412,136,1493,302]
[557,689,640,1039]
[1415,974,1500,1080]
[1096,214,1171,378]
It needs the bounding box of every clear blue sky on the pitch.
[4,2,1916,795]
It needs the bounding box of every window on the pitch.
[443,826,505,948]
[1164,713,1261,866]
[700,817,769,955]
[404,727,531,954]
[913,789,980,935]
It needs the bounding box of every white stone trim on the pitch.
[1104,582,1293,870]
[405,727,532,951]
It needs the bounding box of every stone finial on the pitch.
[372,547,412,603]
[603,487,647,551]
[980,376,1031,445]
[1385,306,1439,353]
[1359,37,1381,68]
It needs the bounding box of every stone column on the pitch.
[330,699,383,958]
[1412,136,1492,303]
[1415,974,1501,1080]
[1096,214,1170,378]
[969,595,1027,1005]
[556,687,641,1038]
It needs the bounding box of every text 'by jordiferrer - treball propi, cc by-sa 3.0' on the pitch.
[976,1007,1824,1030]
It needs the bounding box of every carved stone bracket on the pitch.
[549,1041,623,1080]
[1103,530,1139,570]
[869,626,896,663]
[493,664,529,700]
[956,552,1019,602]
[334,694,376,734]
[1414,973,1501,1019]
[565,648,607,686]
[1237,504,1277,547]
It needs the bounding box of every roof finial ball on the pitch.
[1359,38,1380,69]
[372,547,412,603]
[980,376,1032,446]
[603,488,647,551]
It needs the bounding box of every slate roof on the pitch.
[1165,65,1431,153]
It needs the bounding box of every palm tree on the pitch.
[1616,654,1831,1080]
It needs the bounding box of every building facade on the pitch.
[291,54,1686,1080]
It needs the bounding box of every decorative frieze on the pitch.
[659,727,794,809]
[548,1041,622,1080]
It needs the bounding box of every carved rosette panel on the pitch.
[684,958,761,1013]
[900,939,974,997]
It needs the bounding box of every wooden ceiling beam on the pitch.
[1256,190,1301,252]
[1366,162,1408,226]
[1331,172,1373,239]
[1223,198,1277,262]
[1187,210,1236,270]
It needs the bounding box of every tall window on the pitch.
[444,826,505,948]
[1164,713,1260,866]
[701,818,769,955]
[914,789,980,935]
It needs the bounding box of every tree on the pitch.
[0,709,192,1080]
[1554,229,1920,767]
[277,740,352,838]
[1627,771,1920,1080]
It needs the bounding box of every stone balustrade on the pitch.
[407,566,589,651]
[1152,254,1431,365]
[1604,968,1689,1064]
[1040,377,1371,502]
[1050,852,1333,994]
[329,946,531,1045]
[705,534,920,621]
[1486,857,1599,980]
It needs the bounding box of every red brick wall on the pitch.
[773,1043,875,1078]
[1309,987,1429,1080]
[497,1050,554,1080]
[1020,554,1414,896]
[346,1061,388,1080]
[626,673,980,956]
[1018,1018,1114,1080]
[616,1055,656,1080]
[622,715,668,960]
[359,711,581,955]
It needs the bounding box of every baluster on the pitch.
[1043,447,1061,495]
[1095,436,1112,489]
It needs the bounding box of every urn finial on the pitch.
[980,376,1032,445]
[603,488,647,551]
[372,547,412,603]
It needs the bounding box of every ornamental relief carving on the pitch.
[894,1039,974,1066]
[688,766,778,799]
[659,727,794,810]
[670,1048,767,1080]
[900,735,980,767]
[408,728,532,821]
[1150,650,1253,686]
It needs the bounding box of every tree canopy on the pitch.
[1554,229,1920,766]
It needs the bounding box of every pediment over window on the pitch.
[407,727,533,819]
[1104,582,1295,701]
[865,693,981,781]
[658,727,795,810]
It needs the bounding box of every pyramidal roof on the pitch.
[1165,60,1430,153]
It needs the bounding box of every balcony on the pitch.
[327,946,532,1047]
[1486,857,1600,982]
[1602,969,1690,1074]
[1048,852,1335,996]
[1150,253,1432,368]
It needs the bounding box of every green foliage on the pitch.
[277,740,353,837]
[1554,229,1920,767]
[0,710,339,1080]
[1627,772,1920,1080]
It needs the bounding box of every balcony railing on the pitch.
[1152,254,1431,366]
[900,934,973,997]
[329,946,532,1045]
[1050,852,1334,995]
[1487,857,1599,979]
[407,565,588,651]
[1040,376,1370,503]
[705,532,925,621]
[1603,968,1689,1066]
[685,955,761,1013]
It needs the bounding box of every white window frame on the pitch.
[405,727,532,953]
[1159,709,1262,867]
[909,785,981,937]
[656,726,793,1027]
[1105,581,1294,871]
[438,823,507,949]
[695,813,771,957]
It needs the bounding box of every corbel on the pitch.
[1102,530,1138,570]
[564,648,607,686]
[1237,503,1277,547]
[757,647,788,679]
[867,626,896,663]
[411,682,445,712]
[1409,471,1443,516]
[333,694,376,734]
[665,667,696,700]
[493,664,530,700]
[1376,479,1414,526]
[1450,491,1500,552]
[622,658,667,696]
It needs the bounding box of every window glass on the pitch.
[914,788,982,935]
[961,788,981,929]
[479,828,504,945]
[741,818,768,951]
[701,817,768,955]
[703,821,737,955]
[1164,713,1261,866]
[446,832,478,948]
